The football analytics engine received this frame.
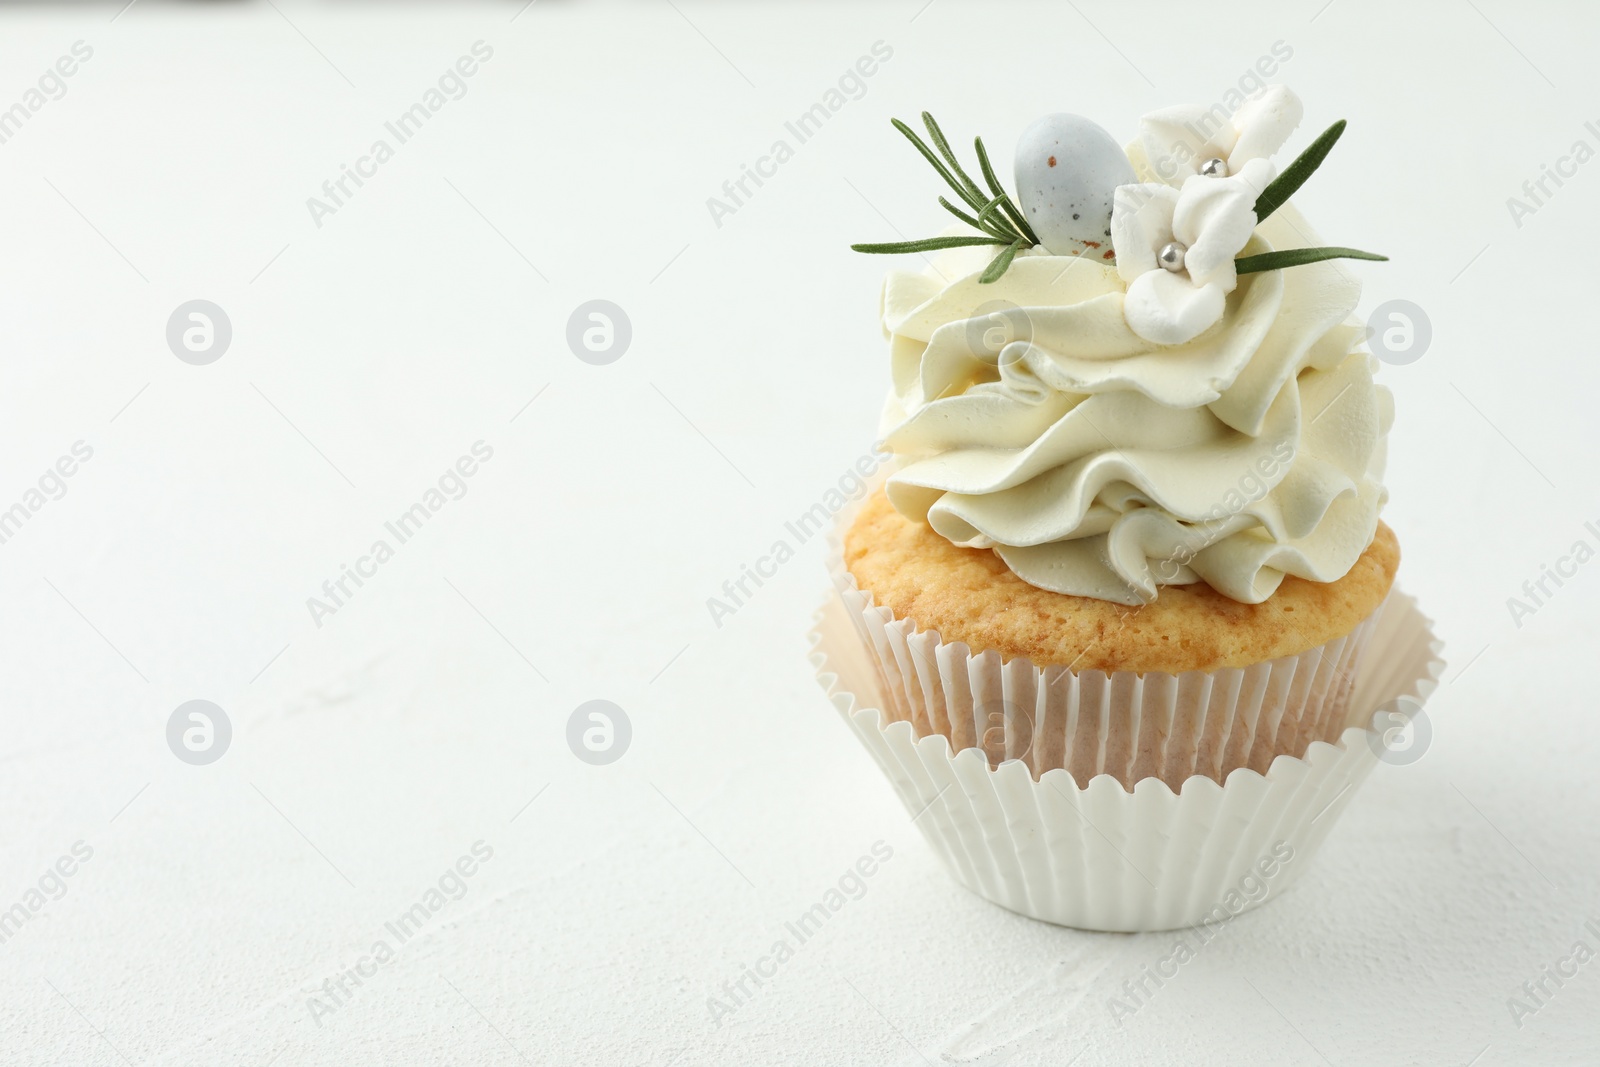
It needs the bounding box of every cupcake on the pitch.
[813,86,1444,932]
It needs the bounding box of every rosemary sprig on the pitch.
[974,136,1039,245]
[854,112,1038,283]
[852,235,1010,254]
[1235,246,1387,274]
[939,196,1009,240]
[976,194,1013,232]
[981,238,1027,283]
[1254,119,1345,221]
[1240,121,1385,272]
[890,118,983,211]
[920,112,988,210]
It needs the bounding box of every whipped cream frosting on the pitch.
[874,145,1391,606]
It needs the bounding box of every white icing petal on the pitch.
[1138,85,1303,187]
[1138,106,1237,186]
[1173,158,1274,288]
[1123,268,1227,346]
[1110,183,1177,283]
[1228,85,1304,169]
[1111,159,1275,345]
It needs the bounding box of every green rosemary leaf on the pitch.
[921,112,987,207]
[979,238,1026,283]
[852,235,1010,254]
[1253,119,1346,221]
[975,194,1023,243]
[937,196,984,229]
[974,136,1040,245]
[854,113,1046,267]
[1234,245,1387,274]
[892,118,985,211]
[972,194,1011,231]
[938,196,1011,240]
[973,136,1005,196]
[1005,195,1039,246]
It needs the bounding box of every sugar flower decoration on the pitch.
[1111,158,1276,345]
[1139,85,1304,187]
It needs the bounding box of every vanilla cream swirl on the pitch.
[875,200,1391,606]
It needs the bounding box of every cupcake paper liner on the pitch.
[829,547,1385,792]
[812,528,1444,932]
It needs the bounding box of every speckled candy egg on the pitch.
[1014,114,1136,259]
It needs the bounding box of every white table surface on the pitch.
[1,1,1596,1064]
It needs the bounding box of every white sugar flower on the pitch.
[1111,157,1275,345]
[1139,85,1302,187]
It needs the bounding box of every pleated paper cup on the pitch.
[829,548,1387,792]
[810,571,1444,933]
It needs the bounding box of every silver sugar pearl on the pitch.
[1199,156,1228,178]
[1157,241,1187,272]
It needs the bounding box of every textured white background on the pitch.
[0,1,1596,1064]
